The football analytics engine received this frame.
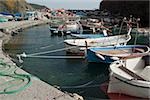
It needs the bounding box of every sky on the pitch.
[26,0,101,10]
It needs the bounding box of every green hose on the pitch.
[0,59,32,94]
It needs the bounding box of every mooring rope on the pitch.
[17,46,85,63]
[60,80,94,89]
[24,55,85,59]
[26,46,77,56]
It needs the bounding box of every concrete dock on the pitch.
[0,20,83,100]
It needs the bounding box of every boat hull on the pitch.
[87,49,115,63]
[64,34,131,55]
[108,57,150,98]
[87,45,150,63]
[65,43,85,55]
[108,74,150,98]
[100,81,148,99]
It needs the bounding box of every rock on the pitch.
[99,0,149,27]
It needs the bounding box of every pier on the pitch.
[0,20,83,100]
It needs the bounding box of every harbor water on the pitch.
[4,25,110,99]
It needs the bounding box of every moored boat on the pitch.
[49,20,82,35]
[108,55,150,98]
[87,45,150,63]
[64,28,132,55]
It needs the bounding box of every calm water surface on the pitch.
[4,25,110,99]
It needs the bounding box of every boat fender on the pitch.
[110,57,119,60]
[66,31,71,34]
[103,30,108,37]
[54,30,58,33]
[96,54,105,60]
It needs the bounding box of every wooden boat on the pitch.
[87,45,150,63]
[64,28,132,55]
[108,55,150,98]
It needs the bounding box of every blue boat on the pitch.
[87,45,150,63]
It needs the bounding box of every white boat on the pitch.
[64,28,132,55]
[108,55,150,98]
[63,21,82,34]
[49,20,82,35]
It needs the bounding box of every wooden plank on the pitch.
[119,65,145,81]
[96,49,130,55]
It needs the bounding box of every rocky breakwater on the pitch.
[0,20,83,100]
[99,0,149,27]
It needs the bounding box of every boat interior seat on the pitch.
[139,66,150,81]
[96,49,129,55]
[132,48,145,53]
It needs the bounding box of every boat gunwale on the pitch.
[64,34,131,47]
[89,45,150,58]
[110,62,150,88]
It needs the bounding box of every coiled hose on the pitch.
[0,59,32,94]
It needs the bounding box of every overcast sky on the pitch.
[26,0,101,10]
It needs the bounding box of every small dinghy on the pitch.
[87,45,150,63]
[108,55,150,98]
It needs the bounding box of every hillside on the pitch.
[99,0,149,27]
[0,0,33,13]
[0,0,47,13]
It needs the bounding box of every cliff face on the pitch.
[29,3,48,10]
[0,0,33,13]
[100,0,149,27]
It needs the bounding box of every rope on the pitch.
[0,59,32,94]
[56,70,137,90]
[24,55,85,59]
[60,81,94,89]
[27,46,76,56]
[17,46,84,63]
